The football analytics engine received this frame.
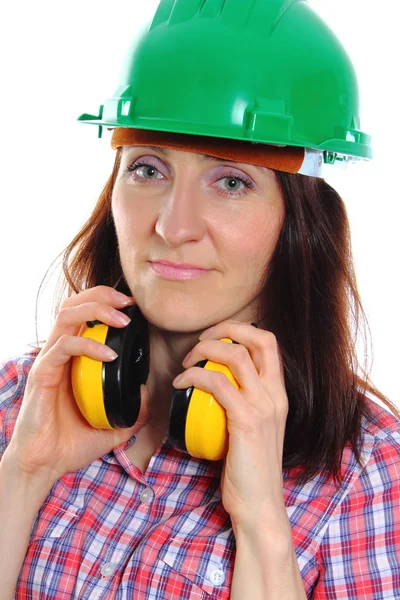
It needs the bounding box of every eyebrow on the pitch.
[124,145,267,175]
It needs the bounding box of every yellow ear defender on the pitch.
[71,304,240,460]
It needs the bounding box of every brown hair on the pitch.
[33,147,399,485]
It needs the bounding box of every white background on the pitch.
[0,1,398,408]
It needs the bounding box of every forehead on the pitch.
[122,145,269,176]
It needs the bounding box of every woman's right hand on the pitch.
[5,286,151,483]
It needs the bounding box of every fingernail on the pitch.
[182,350,192,364]
[104,348,119,361]
[200,327,215,339]
[113,290,133,304]
[113,311,131,326]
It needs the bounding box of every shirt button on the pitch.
[100,562,118,577]
[209,568,225,586]
[139,487,155,503]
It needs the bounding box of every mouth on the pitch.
[149,261,212,281]
[151,260,211,270]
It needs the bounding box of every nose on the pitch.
[155,174,206,247]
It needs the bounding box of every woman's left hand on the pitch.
[172,320,289,531]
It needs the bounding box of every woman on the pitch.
[1,0,399,598]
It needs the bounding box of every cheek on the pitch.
[227,205,284,267]
[258,207,284,254]
[231,205,284,293]
[111,188,125,229]
[112,189,151,241]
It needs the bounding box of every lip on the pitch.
[150,261,212,281]
[152,260,210,270]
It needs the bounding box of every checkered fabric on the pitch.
[1,349,399,599]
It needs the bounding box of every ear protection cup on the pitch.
[71,305,239,460]
[71,304,150,429]
[168,341,239,461]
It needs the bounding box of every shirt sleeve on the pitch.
[312,433,400,599]
[0,351,38,459]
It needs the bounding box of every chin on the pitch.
[140,302,210,333]
[131,291,219,333]
[127,273,249,332]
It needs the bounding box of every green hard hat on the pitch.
[78,0,372,175]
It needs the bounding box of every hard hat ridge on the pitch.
[78,0,372,176]
[151,0,302,37]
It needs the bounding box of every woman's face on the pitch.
[111,146,285,332]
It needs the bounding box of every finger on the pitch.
[31,334,119,388]
[61,287,135,339]
[41,301,133,353]
[38,286,135,356]
[61,285,134,309]
[183,339,259,395]
[200,322,284,387]
[173,366,246,422]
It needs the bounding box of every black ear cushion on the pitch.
[168,359,208,452]
[103,304,150,428]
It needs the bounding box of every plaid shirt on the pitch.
[1,349,399,599]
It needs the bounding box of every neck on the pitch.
[142,322,201,431]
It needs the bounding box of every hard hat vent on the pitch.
[78,0,372,162]
[151,0,302,33]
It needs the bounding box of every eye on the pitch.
[214,172,253,197]
[125,160,254,197]
[126,159,163,180]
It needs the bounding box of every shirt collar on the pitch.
[101,433,223,479]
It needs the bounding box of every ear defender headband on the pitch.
[111,127,306,174]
